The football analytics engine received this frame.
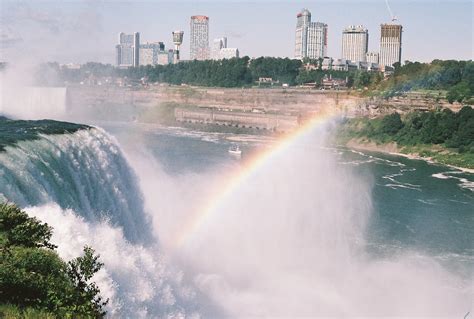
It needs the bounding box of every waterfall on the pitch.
[0,127,151,243]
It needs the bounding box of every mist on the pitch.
[118,124,471,317]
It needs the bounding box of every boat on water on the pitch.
[228,144,242,157]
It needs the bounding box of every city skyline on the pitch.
[0,1,472,64]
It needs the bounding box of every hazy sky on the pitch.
[0,0,472,64]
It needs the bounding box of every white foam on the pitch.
[26,204,200,318]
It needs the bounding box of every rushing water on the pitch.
[1,121,472,317]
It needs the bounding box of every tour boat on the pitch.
[228,144,242,156]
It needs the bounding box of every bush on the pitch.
[381,113,403,135]
[0,203,108,318]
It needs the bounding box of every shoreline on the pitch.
[345,139,474,174]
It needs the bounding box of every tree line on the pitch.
[32,58,473,104]
[354,106,474,153]
[379,60,473,104]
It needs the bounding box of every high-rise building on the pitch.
[341,25,368,62]
[116,32,140,67]
[366,51,379,64]
[212,37,227,60]
[295,9,328,60]
[139,42,165,66]
[379,23,402,67]
[307,22,328,59]
[190,15,210,60]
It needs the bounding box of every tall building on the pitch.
[295,9,328,60]
[379,23,402,67]
[212,37,227,60]
[139,42,165,66]
[190,15,210,60]
[366,51,379,64]
[341,25,368,62]
[307,22,328,59]
[116,32,140,67]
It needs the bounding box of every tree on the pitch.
[0,203,56,250]
[0,203,108,317]
[381,112,403,135]
[66,246,108,318]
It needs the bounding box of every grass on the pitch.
[399,144,474,169]
[0,304,56,319]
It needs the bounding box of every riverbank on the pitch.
[344,137,474,173]
[335,107,474,171]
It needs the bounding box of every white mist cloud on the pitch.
[116,124,472,317]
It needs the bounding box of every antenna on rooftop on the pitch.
[385,0,398,22]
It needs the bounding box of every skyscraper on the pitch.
[341,25,368,62]
[139,42,165,66]
[307,22,328,59]
[295,9,328,60]
[379,23,402,67]
[190,15,209,60]
[116,32,140,67]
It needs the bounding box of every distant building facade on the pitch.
[341,25,368,62]
[366,51,379,64]
[219,48,239,59]
[139,42,165,66]
[116,32,140,67]
[211,37,239,60]
[190,15,210,60]
[295,9,328,60]
[212,37,227,60]
[379,23,402,67]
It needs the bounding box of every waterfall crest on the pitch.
[0,127,152,243]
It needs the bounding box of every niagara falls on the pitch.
[1,1,473,318]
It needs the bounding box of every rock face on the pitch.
[66,85,464,124]
[66,85,365,116]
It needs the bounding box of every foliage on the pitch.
[39,59,473,102]
[380,113,403,135]
[376,60,474,103]
[0,203,107,318]
[66,247,108,317]
[0,203,56,249]
[339,107,474,168]
[0,304,56,318]
[338,107,474,168]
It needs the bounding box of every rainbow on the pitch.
[174,112,337,249]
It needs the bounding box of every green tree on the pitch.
[0,203,108,318]
[381,112,403,135]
